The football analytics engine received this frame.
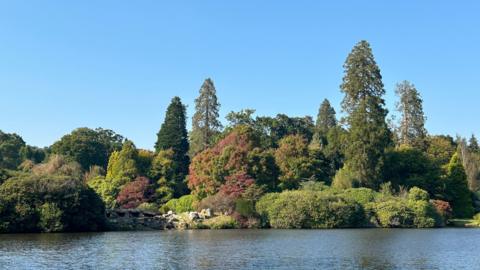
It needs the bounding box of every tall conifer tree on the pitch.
[395,81,427,149]
[155,96,190,196]
[469,134,479,153]
[444,153,474,218]
[340,40,391,189]
[190,78,222,155]
[312,99,337,148]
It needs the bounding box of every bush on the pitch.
[255,193,280,227]
[431,200,453,221]
[408,187,429,202]
[116,177,154,209]
[408,200,438,228]
[256,190,365,229]
[474,213,480,222]
[137,202,159,213]
[197,192,236,214]
[39,203,64,233]
[256,187,441,229]
[339,188,377,206]
[374,199,415,228]
[235,199,256,217]
[202,215,239,229]
[300,181,329,192]
[0,174,106,233]
[373,187,440,228]
[164,195,196,213]
[332,165,359,189]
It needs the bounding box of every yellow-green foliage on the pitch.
[408,187,429,201]
[475,213,480,222]
[374,187,439,228]
[88,175,127,209]
[89,141,139,209]
[256,187,441,229]
[137,202,159,213]
[163,195,196,213]
[256,190,365,229]
[106,141,138,181]
[202,215,239,229]
[332,165,359,189]
[339,188,376,205]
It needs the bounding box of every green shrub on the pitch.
[332,165,359,189]
[339,188,377,206]
[0,174,106,233]
[202,215,239,229]
[39,203,64,233]
[256,190,365,229]
[408,187,430,202]
[374,199,415,228]
[235,199,256,217]
[373,193,440,228]
[256,187,442,229]
[408,200,439,228]
[255,193,280,227]
[300,181,329,191]
[164,195,196,213]
[137,202,159,213]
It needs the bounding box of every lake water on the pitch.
[0,229,479,270]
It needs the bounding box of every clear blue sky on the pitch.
[1,1,479,150]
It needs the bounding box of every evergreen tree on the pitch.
[444,153,474,218]
[340,40,391,189]
[106,140,138,181]
[149,149,176,204]
[90,140,139,208]
[316,99,337,135]
[312,99,337,148]
[155,97,190,196]
[468,134,479,153]
[395,81,427,149]
[190,78,222,155]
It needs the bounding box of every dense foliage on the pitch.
[1,40,479,233]
[256,187,442,229]
[0,156,105,233]
[51,128,123,170]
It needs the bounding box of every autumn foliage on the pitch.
[116,176,154,209]
[188,126,276,199]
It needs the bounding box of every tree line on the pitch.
[1,40,479,232]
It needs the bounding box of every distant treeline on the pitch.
[1,40,479,232]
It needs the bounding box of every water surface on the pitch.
[1,229,479,269]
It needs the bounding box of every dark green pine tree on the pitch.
[312,99,337,148]
[155,96,190,196]
[340,40,391,189]
[190,78,223,155]
[468,134,479,153]
[444,153,474,218]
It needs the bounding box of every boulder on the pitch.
[189,212,200,220]
[199,208,212,219]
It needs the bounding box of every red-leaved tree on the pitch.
[116,176,154,209]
